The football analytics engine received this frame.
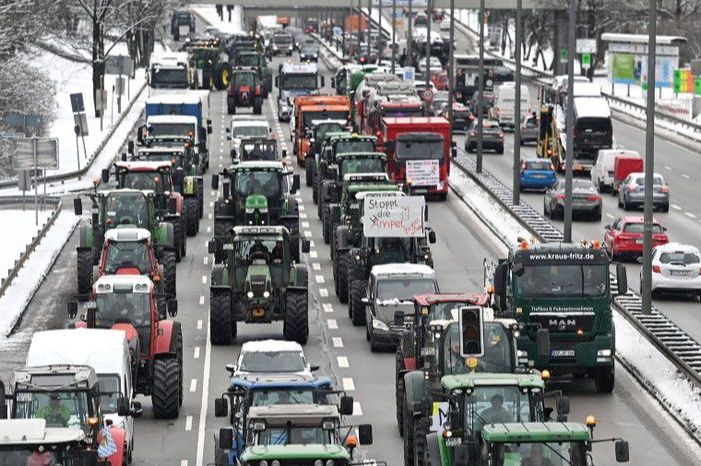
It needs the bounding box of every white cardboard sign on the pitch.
[362,195,425,238]
[406,159,440,187]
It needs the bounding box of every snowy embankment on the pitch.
[190,4,244,35]
[0,209,54,283]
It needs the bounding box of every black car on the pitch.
[465,119,503,154]
[299,45,319,62]
[544,178,602,221]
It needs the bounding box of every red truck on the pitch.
[381,117,455,200]
[613,153,644,194]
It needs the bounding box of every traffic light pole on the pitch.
[407,0,413,67]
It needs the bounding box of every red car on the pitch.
[603,216,669,261]
[430,70,448,90]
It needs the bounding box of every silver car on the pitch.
[618,172,669,212]
[544,178,602,221]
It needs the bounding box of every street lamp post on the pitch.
[407,0,412,67]
[391,0,396,74]
[425,0,432,86]
[447,0,455,145]
[513,0,523,203]
[563,0,576,242]
[476,0,485,173]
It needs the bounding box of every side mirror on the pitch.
[211,174,220,190]
[225,363,236,375]
[225,127,231,133]
[127,140,134,156]
[358,424,373,445]
[218,427,234,450]
[339,395,354,415]
[536,328,550,358]
[101,169,109,184]
[121,153,127,162]
[301,239,310,253]
[131,401,143,418]
[282,149,287,159]
[167,299,178,317]
[556,395,570,417]
[615,440,630,463]
[207,126,213,135]
[214,397,228,417]
[320,76,326,87]
[310,364,320,372]
[117,397,130,417]
[331,77,336,88]
[73,198,83,216]
[223,181,230,199]
[616,263,628,295]
[208,240,216,255]
[424,205,429,221]
[291,174,300,193]
[428,230,436,244]
[67,301,78,319]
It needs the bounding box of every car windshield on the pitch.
[150,68,189,87]
[623,222,664,234]
[239,351,306,372]
[15,390,90,429]
[444,323,513,374]
[237,54,259,67]
[301,46,317,54]
[524,161,552,171]
[121,172,169,191]
[303,111,348,128]
[251,390,317,406]
[335,140,375,154]
[282,74,317,90]
[256,426,332,446]
[515,264,608,297]
[241,142,276,160]
[378,278,436,301]
[489,441,588,466]
[138,152,182,164]
[98,374,121,414]
[105,193,149,228]
[105,240,151,274]
[233,125,268,138]
[658,251,700,265]
[633,175,664,186]
[339,157,383,177]
[149,122,194,137]
[95,292,151,327]
[233,170,281,198]
[395,139,444,160]
[316,123,344,140]
[464,386,532,435]
[233,73,256,87]
[273,34,292,44]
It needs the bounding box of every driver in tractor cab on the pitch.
[27,450,56,466]
[271,240,284,264]
[249,143,265,160]
[480,394,512,424]
[35,394,71,428]
[108,294,136,321]
[249,240,270,263]
[375,238,407,263]
[448,338,466,372]
[521,444,554,466]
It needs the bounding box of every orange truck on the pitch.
[344,14,367,33]
[293,96,351,166]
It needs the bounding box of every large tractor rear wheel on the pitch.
[253,98,262,115]
[185,198,199,236]
[395,349,405,436]
[283,292,309,345]
[174,326,184,407]
[171,220,183,262]
[210,290,233,345]
[162,250,177,298]
[336,254,351,304]
[197,183,204,218]
[77,249,93,296]
[214,63,231,90]
[152,357,180,419]
[305,159,314,187]
[350,279,366,326]
[213,220,235,263]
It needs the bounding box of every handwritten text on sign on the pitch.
[406,159,440,187]
[362,196,425,238]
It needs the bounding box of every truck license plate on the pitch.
[551,349,575,358]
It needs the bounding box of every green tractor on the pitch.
[230,50,272,97]
[303,120,352,187]
[184,38,232,90]
[73,189,176,295]
[312,133,377,204]
[211,161,301,263]
[208,225,310,345]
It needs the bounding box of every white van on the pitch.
[492,82,530,129]
[591,149,639,193]
[26,329,137,463]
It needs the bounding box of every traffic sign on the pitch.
[12,137,59,171]
[70,93,85,113]
[581,53,591,69]
[3,113,43,132]
[104,55,134,76]
[560,48,568,64]
[576,39,596,54]
[403,66,415,82]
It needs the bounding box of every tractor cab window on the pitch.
[377,277,436,301]
[339,157,383,177]
[237,54,259,67]
[282,74,317,90]
[233,72,256,87]
[488,441,587,466]
[235,237,285,265]
[335,139,375,155]
[234,170,281,199]
[97,374,122,414]
[15,390,90,429]
[315,123,345,141]
[148,122,195,138]
[428,301,467,321]
[255,424,332,446]
[396,136,444,160]
[443,323,513,375]
[251,389,317,406]
[464,387,531,437]
[105,240,151,274]
[372,237,413,264]
[121,171,170,192]
[241,141,276,161]
[96,292,151,328]
[105,193,149,228]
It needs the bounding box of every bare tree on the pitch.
[0,0,59,59]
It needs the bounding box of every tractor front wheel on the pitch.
[305,159,314,187]
[171,220,183,262]
[284,292,309,345]
[162,250,177,298]
[185,198,199,236]
[337,254,351,304]
[152,358,180,419]
[77,249,93,296]
[210,291,233,345]
[395,349,405,436]
[350,280,366,326]
[253,98,262,115]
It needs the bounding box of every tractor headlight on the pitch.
[247,291,254,299]
[271,461,281,466]
[263,291,270,298]
[372,318,389,331]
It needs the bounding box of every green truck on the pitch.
[489,242,628,393]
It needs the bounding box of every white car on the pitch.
[227,340,318,380]
[227,118,271,159]
[649,243,701,298]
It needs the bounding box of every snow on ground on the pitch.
[28,42,148,176]
[190,4,244,35]
[0,209,54,282]
[0,210,78,338]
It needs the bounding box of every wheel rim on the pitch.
[222,68,230,85]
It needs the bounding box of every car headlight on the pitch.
[263,291,270,298]
[372,318,389,331]
[260,461,269,466]
[271,461,281,466]
[314,53,318,57]
[289,45,293,49]
[246,291,254,299]
[597,349,612,357]
[325,461,334,466]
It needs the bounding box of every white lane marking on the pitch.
[197,320,203,330]
[327,319,338,329]
[203,240,209,248]
[195,293,213,466]
[300,212,307,219]
[202,275,207,284]
[208,213,212,220]
[203,256,209,265]
[310,240,315,248]
[606,213,614,219]
[194,347,200,359]
[315,275,325,283]
[310,251,318,258]
[342,377,355,391]
[302,221,310,228]
[185,415,193,431]
[671,204,682,211]
[319,288,328,297]
[181,461,188,466]
[685,212,696,218]
[209,201,214,207]
[312,262,321,270]
[664,165,672,170]
[190,378,198,393]
[199,296,205,305]
[206,226,211,234]
[682,174,690,179]
[210,190,216,197]
[304,231,312,238]
[332,337,343,347]
[298,204,305,211]
[323,303,334,313]
[337,356,349,368]
[352,402,363,416]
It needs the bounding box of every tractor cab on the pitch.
[112,161,178,194]
[100,190,153,230]
[336,152,386,179]
[101,227,159,277]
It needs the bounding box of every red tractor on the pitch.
[80,226,177,299]
[227,68,264,115]
[68,274,183,419]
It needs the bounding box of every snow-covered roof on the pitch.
[240,339,304,353]
[653,242,699,254]
[571,82,601,97]
[247,403,339,421]
[371,263,436,277]
[26,329,128,377]
[151,52,188,63]
[355,190,404,200]
[601,33,686,45]
[573,97,611,119]
[234,160,284,170]
[146,94,201,105]
[114,160,172,171]
[0,419,85,445]
[104,227,151,243]
[231,118,269,128]
[147,114,198,124]
[94,275,153,294]
[311,119,347,127]
[281,63,318,74]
